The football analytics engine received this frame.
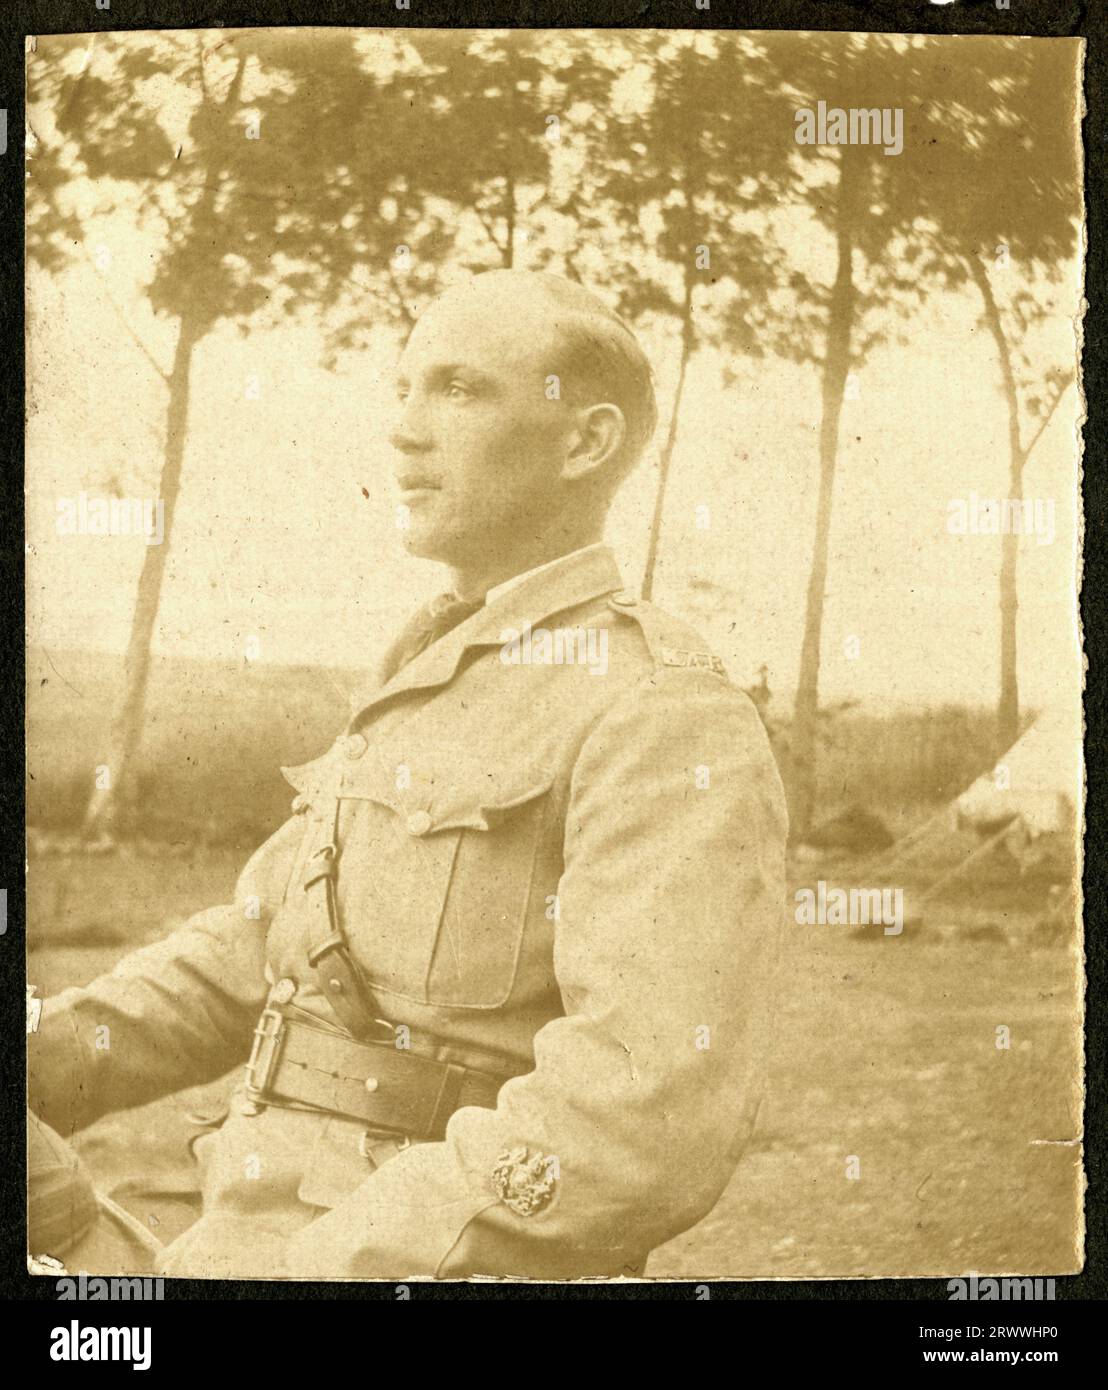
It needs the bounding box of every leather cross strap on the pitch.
[245,1010,504,1140]
[301,793,386,1040]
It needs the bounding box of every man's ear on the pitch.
[562,403,626,483]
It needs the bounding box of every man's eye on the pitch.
[395,387,409,403]
[445,382,471,401]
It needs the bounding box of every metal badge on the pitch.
[660,645,726,676]
[491,1146,557,1217]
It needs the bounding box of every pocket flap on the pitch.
[425,767,555,832]
[285,738,553,835]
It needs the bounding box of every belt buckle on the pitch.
[242,1006,286,1114]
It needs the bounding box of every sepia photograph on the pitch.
[24,24,1084,1285]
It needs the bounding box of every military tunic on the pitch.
[30,545,788,1280]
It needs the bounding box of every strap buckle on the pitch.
[358,1130,412,1159]
[303,841,339,890]
[243,1006,286,1111]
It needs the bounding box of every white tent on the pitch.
[856,703,1082,907]
[955,704,1082,840]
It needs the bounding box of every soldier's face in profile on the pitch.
[389,288,576,570]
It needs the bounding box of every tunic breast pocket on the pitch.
[282,742,556,1010]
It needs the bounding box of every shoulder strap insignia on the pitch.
[606,592,728,679]
[661,646,726,677]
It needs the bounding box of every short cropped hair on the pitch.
[534,274,659,487]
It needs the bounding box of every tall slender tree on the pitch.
[562,32,798,599]
[777,33,1079,832]
[28,31,452,832]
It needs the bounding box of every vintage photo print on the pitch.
[25,26,1084,1284]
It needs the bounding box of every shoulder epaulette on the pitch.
[606,590,728,678]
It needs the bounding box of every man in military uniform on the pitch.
[29,271,787,1280]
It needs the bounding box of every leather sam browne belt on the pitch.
[243,1006,503,1141]
[247,785,503,1140]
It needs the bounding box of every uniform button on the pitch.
[291,793,308,814]
[343,733,368,759]
[271,977,296,1005]
[364,1077,379,1094]
[406,810,433,836]
[611,589,638,607]
[329,978,344,993]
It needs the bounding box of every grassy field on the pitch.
[27,845,1083,1281]
[28,646,1010,844]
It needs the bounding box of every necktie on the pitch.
[384,592,486,679]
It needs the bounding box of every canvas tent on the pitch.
[861,703,1082,905]
[954,704,1082,841]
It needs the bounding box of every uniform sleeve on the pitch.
[27,816,303,1138]
[281,669,789,1279]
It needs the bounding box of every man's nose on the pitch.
[388,398,431,454]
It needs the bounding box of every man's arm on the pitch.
[28,816,302,1137]
[280,669,789,1278]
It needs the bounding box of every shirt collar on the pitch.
[482,543,610,607]
[349,543,625,721]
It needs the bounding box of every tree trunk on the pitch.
[83,56,246,836]
[83,317,201,835]
[969,255,1023,756]
[503,173,516,268]
[642,267,694,601]
[790,146,866,838]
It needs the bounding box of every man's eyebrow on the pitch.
[429,362,500,389]
[393,362,501,392]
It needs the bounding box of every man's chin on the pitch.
[400,523,449,562]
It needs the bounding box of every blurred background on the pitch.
[26,28,1084,1278]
